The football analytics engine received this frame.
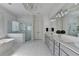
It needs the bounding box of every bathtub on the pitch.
[0,38,16,56]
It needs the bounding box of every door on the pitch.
[25,26,32,41]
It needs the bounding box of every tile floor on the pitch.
[12,40,51,56]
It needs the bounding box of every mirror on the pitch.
[50,18,63,33]
[50,4,79,37]
[58,4,79,37]
[62,12,79,37]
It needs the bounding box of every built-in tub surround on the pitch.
[53,33,79,55]
[0,38,16,56]
[8,33,25,44]
[0,38,14,44]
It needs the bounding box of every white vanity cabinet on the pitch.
[55,45,59,56]
[45,34,53,55]
[60,44,79,56]
[60,50,68,56]
[45,34,79,56]
[54,41,79,56]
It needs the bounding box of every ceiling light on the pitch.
[61,11,64,16]
[23,3,37,11]
[58,13,61,17]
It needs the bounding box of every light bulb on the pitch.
[58,13,61,17]
[61,11,64,16]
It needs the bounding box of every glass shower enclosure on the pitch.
[7,20,32,42]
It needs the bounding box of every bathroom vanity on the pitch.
[47,4,79,56]
[45,33,79,56]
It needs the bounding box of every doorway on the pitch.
[25,25,32,41]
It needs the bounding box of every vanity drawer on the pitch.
[60,50,68,56]
[55,46,59,56]
[48,41,53,54]
[60,44,79,56]
[48,39,53,46]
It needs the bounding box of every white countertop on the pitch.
[54,37,79,55]
[46,33,79,55]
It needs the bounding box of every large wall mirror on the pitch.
[61,4,79,37]
[50,4,79,37]
[62,10,79,37]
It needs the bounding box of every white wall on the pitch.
[0,6,17,38]
[50,19,58,33]
[17,15,33,26]
[43,15,51,41]
[43,16,50,29]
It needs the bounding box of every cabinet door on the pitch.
[55,45,59,56]
[45,35,49,46]
[48,39,53,55]
[60,50,68,56]
[60,44,79,56]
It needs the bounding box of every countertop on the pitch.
[45,33,79,55]
[54,37,79,55]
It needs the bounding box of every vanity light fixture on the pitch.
[23,3,37,11]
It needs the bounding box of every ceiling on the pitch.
[0,3,66,18]
[0,3,31,17]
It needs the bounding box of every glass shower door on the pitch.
[25,26,32,41]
